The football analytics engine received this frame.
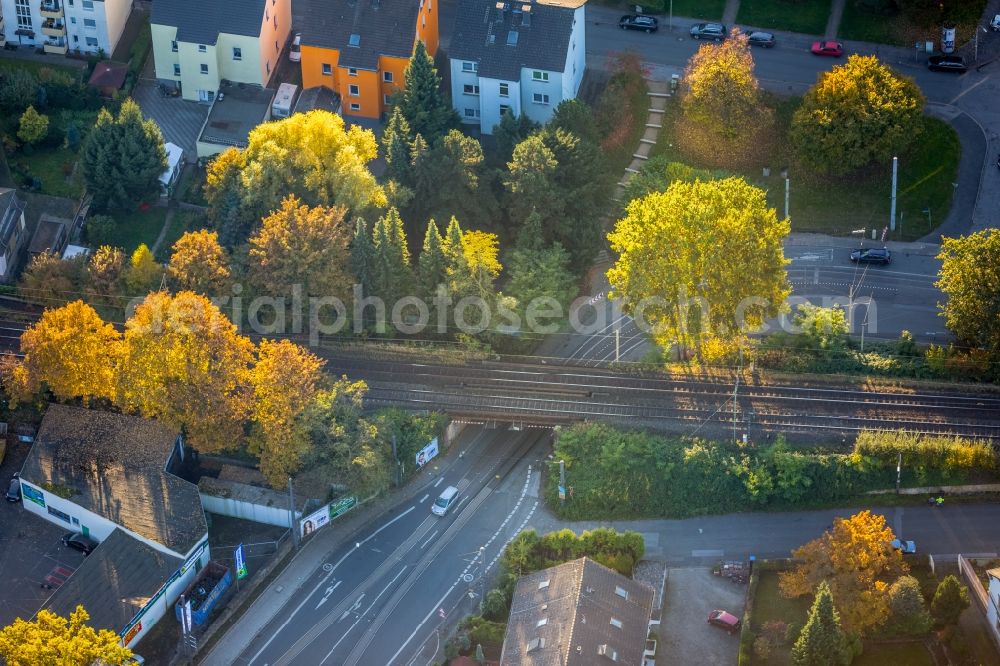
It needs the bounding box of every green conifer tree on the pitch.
[382,106,414,186]
[398,40,458,143]
[418,218,447,298]
[792,581,851,666]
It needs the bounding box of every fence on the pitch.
[212,531,292,564]
[957,553,1000,654]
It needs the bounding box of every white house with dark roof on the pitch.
[449,0,586,135]
[17,404,210,649]
[0,188,27,282]
[150,0,291,102]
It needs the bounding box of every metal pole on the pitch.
[391,434,399,487]
[896,452,902,494]
[615,326,620,363]
[669,0,673,30]
[288,477,299,550]
[784,177,790,220]
[889,156,898,232]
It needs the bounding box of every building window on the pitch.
[85,36,98,46]
[532,71,548,82]
[265,8,269,20]
[463,84,479,95]
[171,40,178,52]
[615,586,628,600]
[499,104,510,117]
[48,505,72,523]
[83,18,96,27]
[348,67,358,77]
[499,83,509,97]
[349,84,360,97]
[70,17,77,23]
[464,108,479,118]
[322,63,332,75]
[349,33,360,47]
[532,93,549,105]
[82,0,93,9]
[233,47,242,60]
[198,44,207,52]
[73,35,78,42]
[610,618,623,629]
[275,40,279,53]
[350,102,360,111]
[173,64,180,76]
[384,94,392,105]
[462,61,477,73]
[383,71,393,82]
[201,63,209,74]
[429,0,432,9]
[274,16,277,29]
[266,61,271,75]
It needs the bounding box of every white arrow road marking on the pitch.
[340,594,366,622]
[315,580,342,610]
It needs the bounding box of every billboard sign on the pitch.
[300,505,330,538]
[329,496,357,520]
[415,438,439,468]
[235,544,248,580]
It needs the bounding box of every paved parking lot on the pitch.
[659,567,746,666]
[133,57,209,161]
[0,440,89,627]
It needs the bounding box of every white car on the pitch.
[289,33,302,62]
[991,15,1000,32]
[891,538,917,554]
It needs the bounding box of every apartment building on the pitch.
[151,0,291,102]
[297,0,438,119]
[0,0,131,55]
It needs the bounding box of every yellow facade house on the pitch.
[150,0,291,103]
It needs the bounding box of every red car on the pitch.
[708,609,741,634]
[811,40,844,57]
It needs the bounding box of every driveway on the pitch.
[659,567,745,666]
[133,56,208,161]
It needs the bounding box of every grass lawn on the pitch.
[589,0,726,21]
[105,206,169,254]
[0,57,83,80]
[736,0,831,36]
[854,641,933,666]
[839,1,988,47]
[155,210,208,261]
[175,165,208,206]
[647,96,959,241]
[750,570,811,665]
[10,148,83,199]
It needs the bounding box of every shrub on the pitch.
[930,575,970,626]
[84,214,117,247]
[480,589,509,622]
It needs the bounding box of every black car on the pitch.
[619,14,658,33]
[927,55,967,73]
[5,474,20,503]
[747,31,776,48]
[690,23,728,41]
[850,247,891,265]
[62,532,99,555]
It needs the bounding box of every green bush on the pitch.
[501,527,644,577]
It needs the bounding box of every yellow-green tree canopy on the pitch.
[791,55,925,174]
[168,229,231,295]
[606,177,790,356]
[779,510,908,636]
[935,228,1000,356]
[0,605,132,666]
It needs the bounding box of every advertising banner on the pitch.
[300,505,330,538]
[329,496,357,520]
[415,438,439,468]
[235,544,248,580]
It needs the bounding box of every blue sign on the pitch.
[235,543,248,580]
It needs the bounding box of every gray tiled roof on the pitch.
[44,528,183,635]
[152,0,267,45]
[500,557,654,666]
[449,0,580,81]
[21,405,207,555]
[297,0,421,70]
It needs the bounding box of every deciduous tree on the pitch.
[17,300,121,405]
[124,243,163,294]
[80,98,167,210]
[247,339,325,487]
[935,229,1000,357]
[18,252,86,307]
[0,605,133,666]
[168,229,231,295]
[791,582,851,666]
[607,177,790,357]
[791,55,924,174]
[398,40,459,143]
[248,197,352,300]
[930,574,970,626]
[117,291,254,452]
[84,245,125,304]
[779,510,908,635]
[17,105,49,144]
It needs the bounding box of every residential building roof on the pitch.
[297,0,420,70]
[87,61,128,91]
[0,188,26,252]
[27,213,70,256]
[21,404,207,555]
[500,557,654,666]
[449,0,581,81]
[988,567,1000,583]
[294,86,341,115]
[44,528,183,635]
[198,82,275,150]
[151,0,267,45]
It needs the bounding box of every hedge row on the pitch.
[546,425,998,520]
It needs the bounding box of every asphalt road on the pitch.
[223,425,549,666]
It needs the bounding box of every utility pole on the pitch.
[889,156,898,232]
[669,0,673,30]
[288,477,299,550]
[614,326,620,363]
[784,176,790,220]
[896,452,902,494]
[733,346,741,445]
[391,433,400,487]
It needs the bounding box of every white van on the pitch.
[289,34,302,62]
[431,486,459,516]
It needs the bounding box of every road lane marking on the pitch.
[420,530,439,550]
[315,580,342,610]
[339,594,365,621]
[321,568,408,665]
[433,477,444,488]
[419,494,429,503]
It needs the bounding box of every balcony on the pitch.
[39,1,63,19]
[41,19,65,37]
[43,39,67,55]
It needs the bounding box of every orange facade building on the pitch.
[299,0,438,119]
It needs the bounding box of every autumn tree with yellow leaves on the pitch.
[0,605,132,666]
[167,229,232,295]
[779,510,909,636]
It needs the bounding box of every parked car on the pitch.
[62,532,99,555]
[811,40,844,57]
[746,31,776,48]
[708,609,741,634]
[5,474,20,503]
[991,14,1000,32]
[891,538,917,554]
[289,33,302,62]
[690,23,728,41]
[619,14,658,33]
[850,247,891,265]
[927,55,967,73]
